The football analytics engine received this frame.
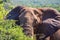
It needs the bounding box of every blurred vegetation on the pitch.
[0,20,33,40]
[0,0,60,40]
[0,0,33,40]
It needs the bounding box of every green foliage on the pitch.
[0,20,33,40]
[0,1,33,40]
[0,1,8,19]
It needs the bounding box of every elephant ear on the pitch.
[9,6,24,15]
[38,8,60,20]
[5,6,24,20]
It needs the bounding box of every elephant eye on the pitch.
[34,10,39,15]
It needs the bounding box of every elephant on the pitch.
[5,6,60,40]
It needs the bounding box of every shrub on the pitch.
[0,20,33,40]
[0,1,33,40]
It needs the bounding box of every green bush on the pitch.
[0,1,33,40]
[0,20,33,40]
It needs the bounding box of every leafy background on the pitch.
[0,0,60,40]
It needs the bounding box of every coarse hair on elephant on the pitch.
[5,6,60,40]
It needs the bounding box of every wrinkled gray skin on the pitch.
[36,19,59,40]
[47,17,60,40]
[43,18,60,28]
[37,8,60,40]
[50,16,60,40]
[42,17,60,40]
[42,14,60,40]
